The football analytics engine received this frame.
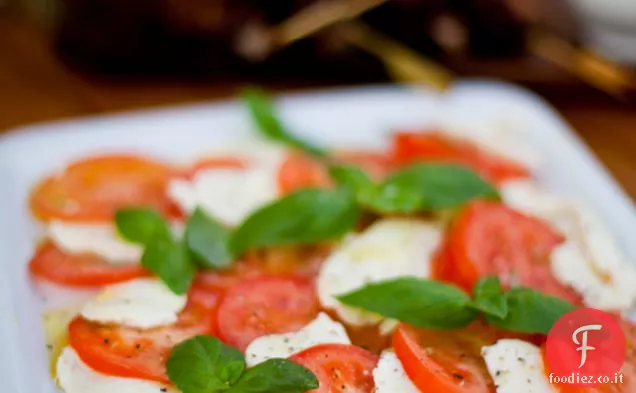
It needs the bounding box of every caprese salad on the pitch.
[28,88,636,393]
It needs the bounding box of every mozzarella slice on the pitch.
[245,312,350,367]
[57,347,177,393]
[502,180,636,312]
[168,143,285,226]
[81,278,187,329]
[317,218,443,326]
[482,339,557,393]
[373,350,419,393]
[48,221,142,263]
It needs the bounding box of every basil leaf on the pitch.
[185,208,233,270]
[486,287,577,334]
[141,236,195,295]
[328,164,375,193]
[242,87,327,158]
[370,163,499,213]
[115,207,172,245]
[337,277,478,329]
[167,336,245,393]
[229,188,359,255]
[227,359,318,393]
[471,276,508,319]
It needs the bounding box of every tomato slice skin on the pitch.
[215,275,319,350]
[436,201,582,304]
[176,156,246,179]
[30,154,179,222]
[289,343,379,393]
[392,132,530,184]
[393,324,494,393]
[68,301,215,384]
[29,242,148,287]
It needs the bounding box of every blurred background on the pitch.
[2,0,636,194]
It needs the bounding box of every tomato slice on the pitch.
[289,344,379,393]
[278,153,332,194]
[176,156,246,179]
[392,132,530,184]
[216,275,319,350]
[30,155,179,222]
[393,324,495,393]
[68,301,215,384]
[436,201,582,304]
[277,151,393,194]
[29,242,148,287]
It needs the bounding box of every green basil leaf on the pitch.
[328,164,375,193]
[370,163,499,213]
[115,207,172,245]
[337,277,478,329]
[227,359,318,393]
[486,287,577,334]
[167,336,245,393]
[242,87,327,158]
[185,208,233,270]
[471,276,508,319]
[141,236,195,295]
[229,188,360,255]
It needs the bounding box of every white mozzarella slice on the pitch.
[245,312,350,367]
[57,347,177,393]
[317,218,443,326]
[48,221,142,263]
[373,350,419,393]
[502,180,636,312]
[81,278,187,329]
[482,339,557,393]
[167,143,285,226]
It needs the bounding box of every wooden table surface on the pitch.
[2,13,636,200]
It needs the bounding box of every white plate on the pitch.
[1,80,635,393]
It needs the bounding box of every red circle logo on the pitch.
[546,308,626,387]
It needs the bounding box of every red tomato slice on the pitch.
[289,344,379,393]
[216,275,319,350]
[278,153,332,194]
[392,131,530,184]
[393,324,495,393]
[30,155,179,222]
[68,301,215,384]
[29,242,147,287]
[277,151,393,194]
[176,156,246,179]
[438,201,582,304]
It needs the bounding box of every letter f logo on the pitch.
[572,324,602,368]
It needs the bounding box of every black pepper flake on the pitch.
[517,357,525,363]
[46,344,53,350]
[103,338,110,344]
[452,372,464,380]
[135,343,142,350]
[160,388,167,392]
[527,379,532,383]
[495,370,502,377]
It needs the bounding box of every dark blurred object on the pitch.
[54,0,526,79]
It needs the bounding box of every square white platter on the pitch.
[0,80,635,393]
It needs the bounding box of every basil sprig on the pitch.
[242,87,327,158]
[337,276,576,334]
[115,188,360,294]
[229,188,360,256]
[115,207,229,294]
[167,336,318,393]
[329,162,499,213]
